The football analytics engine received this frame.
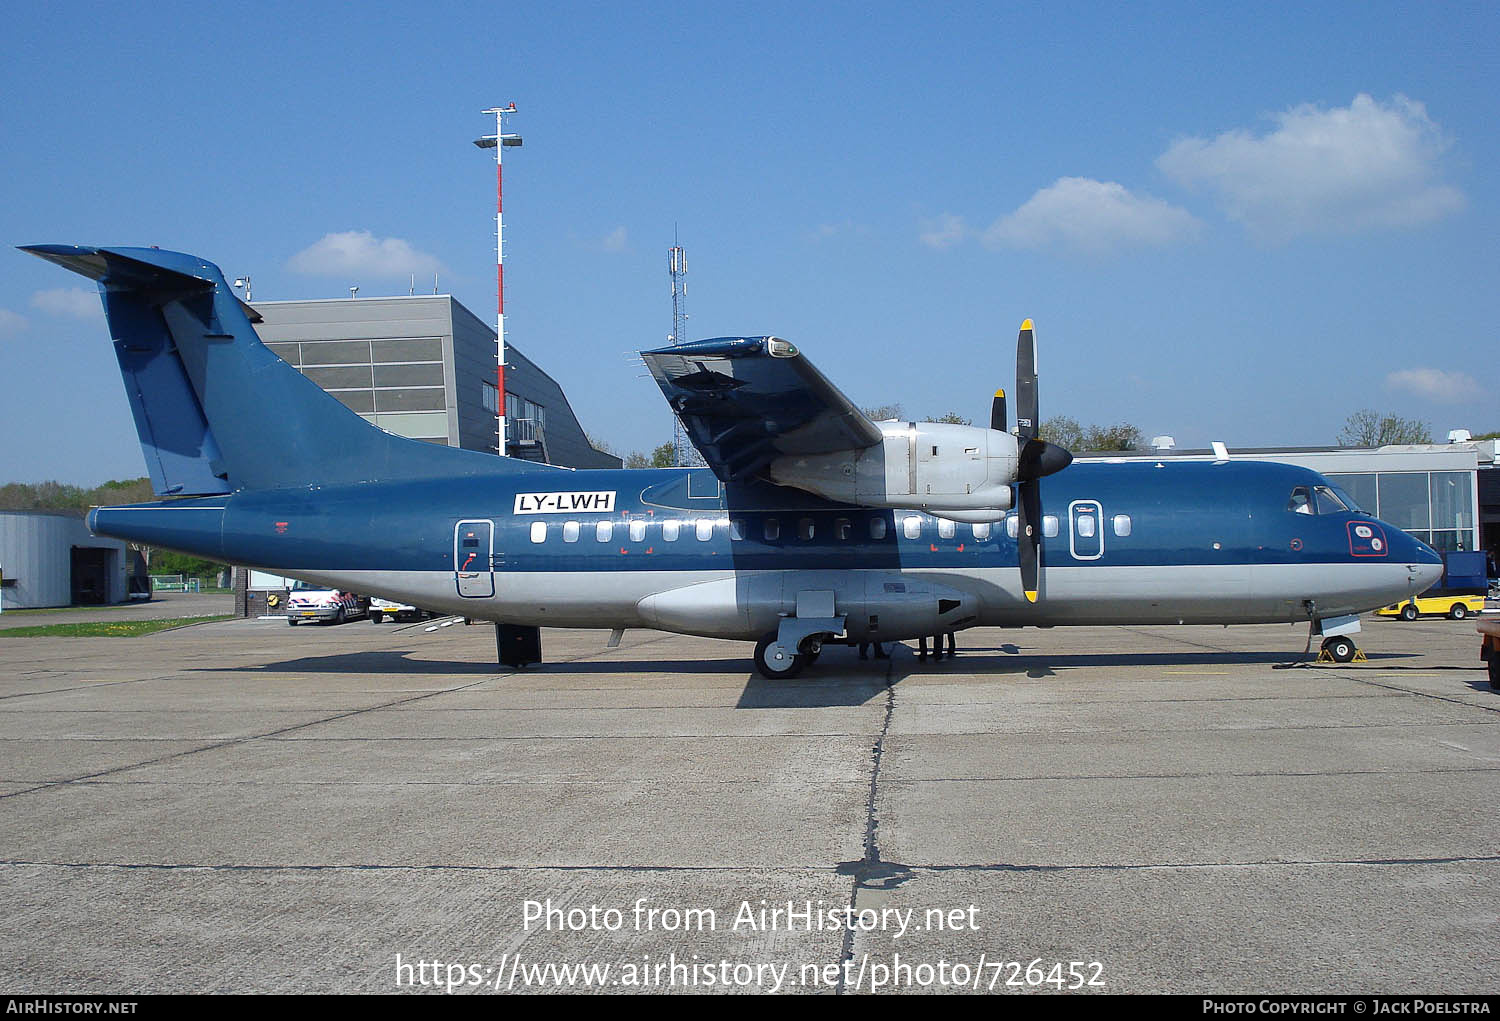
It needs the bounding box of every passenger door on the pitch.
[454,520,495,598]
[1069,500,1104,560]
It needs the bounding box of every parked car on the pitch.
[368,597,434,624]
[286,582,367,625]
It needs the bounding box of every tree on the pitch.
[926,411,973,426]
[1338,410,1432,447]
[861,403,905,422]
[1039,416,1084,450]
[623,451,650,469]
[1081,423,1145,452]
[650,442,676,468]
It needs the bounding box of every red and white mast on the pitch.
[475,104,523,456]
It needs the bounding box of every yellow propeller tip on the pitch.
[1020,318,1033,331]
[994,388,1006,398]
[1024,590,1038,603]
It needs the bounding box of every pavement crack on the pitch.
[833,659,913,993]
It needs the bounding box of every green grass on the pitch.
[0,615,235,638]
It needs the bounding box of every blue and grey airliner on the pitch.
[21,244,1443,677]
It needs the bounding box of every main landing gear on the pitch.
[754,633,808,679]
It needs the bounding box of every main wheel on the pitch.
[370,611,385,624]
[1323,636,1357,663]
[1399,604,1419,622]
[1449,604,1469,620]
[753,634,804,679]
[332,607,345,626]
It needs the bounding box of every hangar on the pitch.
[0,511,134,609]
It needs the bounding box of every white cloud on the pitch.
[1385,367,1482,403]
[596,226,628,253]
[287,230,444,278]
[1157,94,1464,240]
[983,177,1201,254]
[0,307,27,335]
[919,213,967,250]
[31,287,101,319]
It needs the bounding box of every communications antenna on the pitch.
[668,236,703,467]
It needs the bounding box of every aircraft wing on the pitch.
[640,336,884,482]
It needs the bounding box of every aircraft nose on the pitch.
[1402,532,1443,593]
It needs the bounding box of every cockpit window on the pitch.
[1327,484,1362,513]
[1288,484,1351,515]
[1313,486,1348,515]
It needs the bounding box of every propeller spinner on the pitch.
[1010,318,1072,602]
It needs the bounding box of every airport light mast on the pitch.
[474,103,523,457]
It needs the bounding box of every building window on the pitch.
[482,381,499,413]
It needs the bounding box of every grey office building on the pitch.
[249,295,620,470]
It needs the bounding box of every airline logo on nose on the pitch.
[1348,521,1388,557]
[514,491,617,514]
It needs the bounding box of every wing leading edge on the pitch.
[640,336,883,483]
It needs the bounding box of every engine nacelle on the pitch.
[767,421,1018,520]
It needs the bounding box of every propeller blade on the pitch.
[1015,319,1038,442]
[990,388,1007,433]
[1018,479,1041,602]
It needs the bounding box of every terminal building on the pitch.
[249,295,620,469]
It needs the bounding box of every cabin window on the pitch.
[595,520,612,543]
[972,522,991,540]
[835,518,851,540]
[696,518,714,541]
[1287,486,1314,515]
[1076,514,1096,538]
[869,517,887,540]
[730,519,746,541]
[1006,515,1019,539]
[529,521,546,544]
[1113,514,1132,537]
[937,518,956,539]
[663,520,681,541]
[563,521,580,543]
[798,518,815,541]
[903,516,922,539]
[764,518,780,541]
[1043,515,1059,538]
[629,519,646,543]
[1313,485,1348,515]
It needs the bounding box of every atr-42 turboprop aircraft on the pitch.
[23,244,1443,677]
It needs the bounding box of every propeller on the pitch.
[1010,318,1073,602]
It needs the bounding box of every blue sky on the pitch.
[2,0,1495,484]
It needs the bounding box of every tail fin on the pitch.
[21,245,541,495]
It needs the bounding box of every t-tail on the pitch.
[20,244,543,497]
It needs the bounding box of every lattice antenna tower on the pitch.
[668,238,703,467]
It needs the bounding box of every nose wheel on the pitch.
[1320,635,1359,664]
